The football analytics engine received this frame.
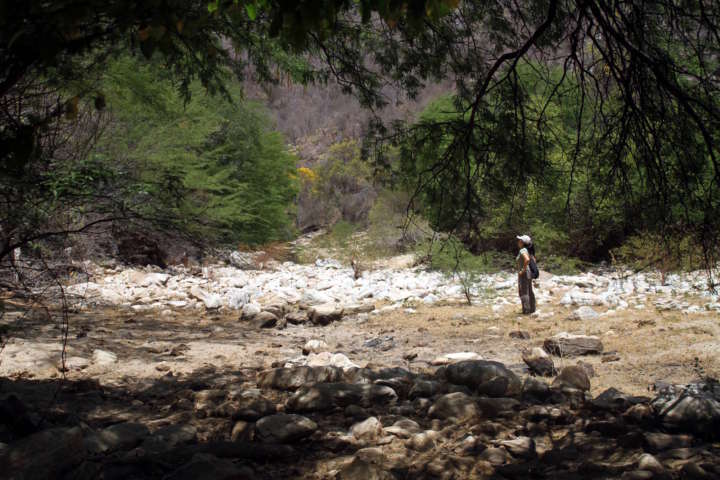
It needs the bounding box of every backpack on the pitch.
[529,257,539,279]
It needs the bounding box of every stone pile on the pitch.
[2,355,718,479]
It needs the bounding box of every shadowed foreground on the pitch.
[1,357,719,479]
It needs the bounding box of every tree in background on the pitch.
[92,56,299,246]
[2,0,720,272]
[296,139,375,231]
[348,1,720,271]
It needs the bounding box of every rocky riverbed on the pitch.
[1,254,719,479]
[58,255,720,317]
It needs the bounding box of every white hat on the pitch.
[516,235,532,245]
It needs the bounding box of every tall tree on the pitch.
[2,0,720,269]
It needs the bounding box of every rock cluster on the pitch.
[61,253,719,319]
[3,354,717,479]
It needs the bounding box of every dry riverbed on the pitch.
[1,293,718,395]
[1,259,719,479]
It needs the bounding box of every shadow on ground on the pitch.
[1,359,719,480]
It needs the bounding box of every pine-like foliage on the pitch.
[96,56,298,245]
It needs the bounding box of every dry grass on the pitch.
[3,282,717,400]
[366,298,720,396]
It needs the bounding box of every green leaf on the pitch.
[245,3,257,20]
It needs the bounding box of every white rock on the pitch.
[306,352,359,370]
[229,251,260,270]
[571,306,599,321]
[92,349,117,365]
[309,303,344,325]
[189,286,222,309]
[431,352,483,366]
[350,417,383,442]
[226,289,250,309]
[241,302,261,319]
[638,453,664,473]
[64,356,89,370]
[422,293,439,304]
[301,290,334,306]
[302,339,329,355]
[560,290,605,306]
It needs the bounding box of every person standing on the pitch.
[516,235,536,314]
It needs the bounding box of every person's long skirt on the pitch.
[518,273,536,314]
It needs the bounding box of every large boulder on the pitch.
[255,414,317,443]
[303,339,329,355]
[409,379,445,399]
[126,271,169,287]
[229,251,263,270]
[241,302,261,320]
[142,424,197,453]
[189,286,222,310]
[301,290,335,306]
[350,417,383,442]
[443,360,521,397]
[592,387,649,412]
[552,365,591,392]
[64,356,90,371]
[305,352,360,371]
[431,352,482,366]
[522,347,556,377]
[643,432,693,451]
[91,349,117,366]
[1,426,85,479]
[168,453,254,480]
[251,311,279,329]
[651,381,720,438]
[84,422,149,454]
[310,303,344,325]
[211,396,276,421]
[286,311,309,325]
[543,332,604,357]
[637,453,665,474]
[338,457,396,480]
[287,383,398,412]
[571,306,600,321]
[406,432,437,452]
[428,392,479,420]
[258,366,343,390]
[522,376,551,402]
[384,418,422,439]
[263,304,285,318]
[344,303,376,315]
[499,436,536,458]
[226,289,250,309]
[560,290,618,306]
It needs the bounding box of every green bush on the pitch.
[611,233,704,273]
[422,237,511,274]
